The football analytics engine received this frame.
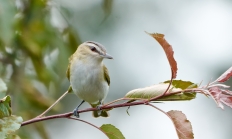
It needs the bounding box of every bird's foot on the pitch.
[96,105,103,115]
[73,107,80,118]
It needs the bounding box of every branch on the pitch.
[21,98,150,126]
[21,87,201,126]
[68,117,109,138]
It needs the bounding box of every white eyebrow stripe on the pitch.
[84,41,107,55]
[85,42,98,47]
[85,42,104,55]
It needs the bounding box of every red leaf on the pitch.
[216,66,232,82]
[223,90,232,95]
[220,94,232,108]
[208,87,224,109]
[147,33,178,78]
[208,86,232,109]
[167,110,194,139]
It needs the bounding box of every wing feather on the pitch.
[103,65,110,86]
[66,55,73,81]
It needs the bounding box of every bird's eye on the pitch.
[90,47,97,52]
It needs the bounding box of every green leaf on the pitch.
[100,124,125,139]
[0,96,11,118]
[167,110,194,139]
[0,115,23,139]
[163,80,198,89]
[0,78,7,98]
[125,80,197,101]
[157,91,196,101]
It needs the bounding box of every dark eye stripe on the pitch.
[85,41,106,53]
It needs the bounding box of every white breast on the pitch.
[70,59,109,104]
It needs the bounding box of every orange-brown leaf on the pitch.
[167,110,194,139]
[147,33,177,78]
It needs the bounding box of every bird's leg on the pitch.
[73,100,85,118]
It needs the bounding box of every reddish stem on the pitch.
[21,99,146,126]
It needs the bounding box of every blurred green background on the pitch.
[0,0,232,139]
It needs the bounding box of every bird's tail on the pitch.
[90,103,109,118]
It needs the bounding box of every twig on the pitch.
[37,90,69,118]
[22,112,72,126]
[68,117,108,138]
[103,98,125,106]
[146,103,179,138]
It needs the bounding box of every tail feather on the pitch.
[92,110,109,118]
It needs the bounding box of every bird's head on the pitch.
[74,41,113,63]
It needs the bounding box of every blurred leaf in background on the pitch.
[0,0,87,138]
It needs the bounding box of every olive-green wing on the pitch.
[103,65,110,86]
[66,55,73,81]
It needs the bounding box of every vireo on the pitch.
[66,41,113,117]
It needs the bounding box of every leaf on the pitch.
[0,115,23,139]
[100,124,125,139]
[216,66,232,83]
[101,0,113,22]
[125,80,197,101]
[0,78,7,98]
[167,110,194,139]
[220,94,232,109]
[0,96,11,118]
[157,92,196,101]
[147,33,178,78]
[164,80,198,90]
[125,83,181,99]
[208,86,232,109]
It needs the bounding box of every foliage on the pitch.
[0,0,80,138]
[1,0,232,139]
[167,110,194,139]
[0,82,23,139]
[100,124,125,139]
[125,80,197,101]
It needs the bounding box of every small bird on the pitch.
[66,41,113,117]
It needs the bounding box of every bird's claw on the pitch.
[73,108,80,118]
[96,105,103,115]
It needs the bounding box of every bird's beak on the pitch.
[101,53,113,59]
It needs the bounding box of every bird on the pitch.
[66,41,113,118]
